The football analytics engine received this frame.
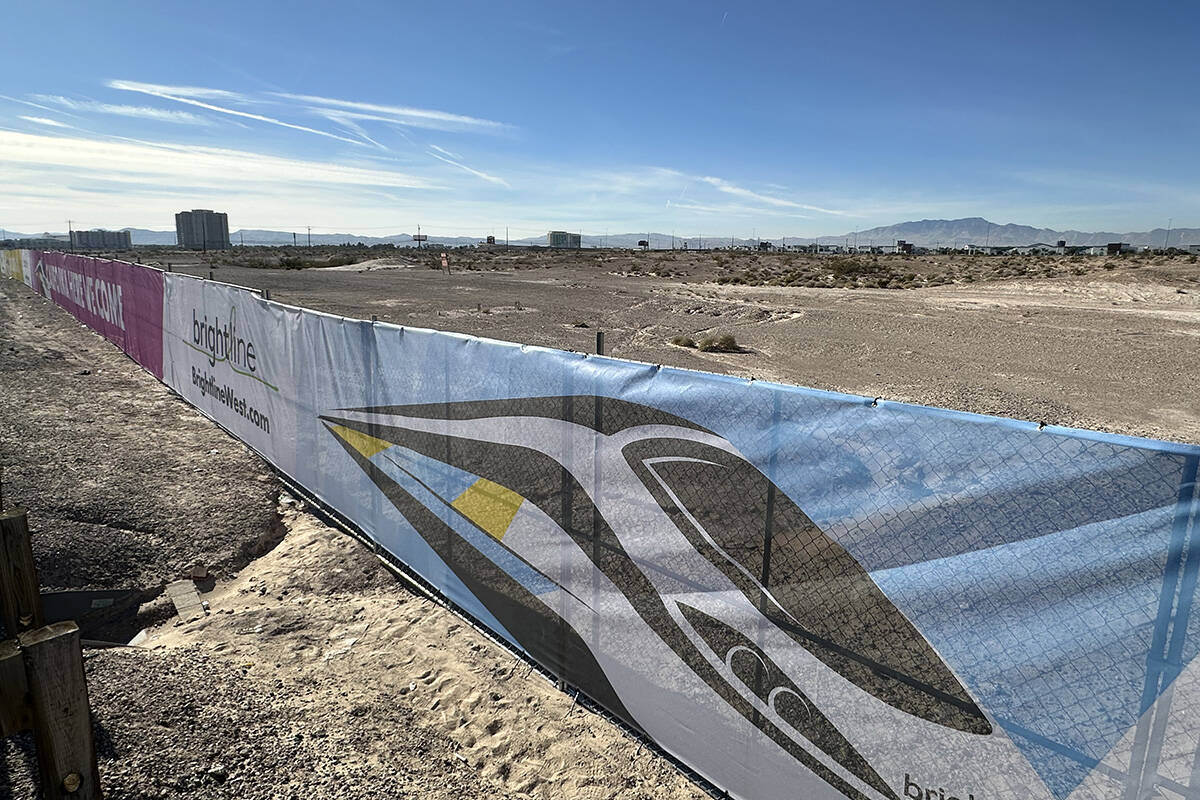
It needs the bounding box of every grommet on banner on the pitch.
[871,397,880,407]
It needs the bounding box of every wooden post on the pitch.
[0,639,31,737]
[1,509,44,637]
[19,622,102,800]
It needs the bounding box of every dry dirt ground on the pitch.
[1,507,705,800]
[154,248,1200,444]
[0,279,279,595]
[1,249,1198,798]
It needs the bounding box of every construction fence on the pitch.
[4,250,1200,800]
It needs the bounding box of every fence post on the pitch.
[751,392,782,728]
[1,509,45,636]
[19,621,102,800]
[558,393,575,692]
[0,639,31,737]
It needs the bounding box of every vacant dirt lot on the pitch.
[154,248,1200,444]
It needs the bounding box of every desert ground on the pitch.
[151,246,1200,443]
[1,246,1197,799]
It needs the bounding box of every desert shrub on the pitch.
[670,335,696,348]
[697,333,738,352]
[828,257,871,277]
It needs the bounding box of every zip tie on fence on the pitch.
[871,396,881,407]
[1038,420,1047,430]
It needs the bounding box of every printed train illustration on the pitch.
[322,396,994,800]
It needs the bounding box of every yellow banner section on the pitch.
[0,249,25,282]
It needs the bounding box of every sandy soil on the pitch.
[2,505,705,800]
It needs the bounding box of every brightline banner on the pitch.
[157,272,1200,800]
[8,254,1200,800]
[28,251,164,379]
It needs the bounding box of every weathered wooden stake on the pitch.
[0,509,44,637]
[0,639,31,737]
[19,622,102,800]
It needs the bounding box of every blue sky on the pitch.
[2,0,1197,238]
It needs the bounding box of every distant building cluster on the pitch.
[70,229,131,250]
[547,230,581,249]
[2,233,70,249]
[175,209,230,250]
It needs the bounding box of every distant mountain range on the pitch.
[815,218,1199,249]
[4,218,1197,249]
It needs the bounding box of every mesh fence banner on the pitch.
[0,249,29,284]
[26,250,165,379]
[158,271,1200,800]
[10,254,1200,799]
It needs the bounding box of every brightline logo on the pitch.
[187,306,279,391]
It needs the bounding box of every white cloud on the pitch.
[108,79,364,145]
[311,109,390,149]
[274,92,510,133]
[426,149,509,187]
[0,130,436,190]
[699,176,846,215]
[105,81,244,101]
[19,116,73,129]
[32,95,211,125]
[429,144,462,160]
[670,200,810,218]
[1,94,76,116]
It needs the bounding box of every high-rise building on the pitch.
[547,230,581,248]
[175,209,230,250]
[70,229,132,250]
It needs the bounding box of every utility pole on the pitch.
[505,226,509,249]
[307,226,312,248]
[239,231,244,247]
[292,232,297,247]
[1165,218,1172,250]
[67,220,74,253]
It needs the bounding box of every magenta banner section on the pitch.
[30,251,164,379]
